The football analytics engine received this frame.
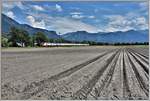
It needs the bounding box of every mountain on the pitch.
[2,14,60,39]
[2,14,148,43]
[62,30,149,43]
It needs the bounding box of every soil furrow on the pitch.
[87,50,122,100]
[129,48,149,60]
[126,51,149,97]
[128,48,149,65]
[123,50,148,100]
[72,49,120,100]
[30,50,116,100]
[1,47,149,100]
[17,50,115,99]
[127,49,149,74]
[122,49,132,99]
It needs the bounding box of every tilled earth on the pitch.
[1,46,149,100]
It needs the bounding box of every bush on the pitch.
[2,37,9,47]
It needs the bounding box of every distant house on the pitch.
[41,42,89,47]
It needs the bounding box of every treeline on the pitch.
[1,27,71,47]
[1,27,149,47]
[78,41,149,46]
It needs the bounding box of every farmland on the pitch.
[1,46,149,100]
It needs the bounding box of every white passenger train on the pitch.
[42,42,89,46]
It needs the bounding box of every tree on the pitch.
[53,38,66,43]
[30,35,36,47]
[20,30,30,46]
[49,38,54,43]
[9,27,30,47]
[34,32,48,46]
[1,36,9,47]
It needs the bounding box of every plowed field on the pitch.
[1,46,149,100]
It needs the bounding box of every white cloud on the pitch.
[70,12,95,19]
[136,17,146,25]
[71,14,84,19]
[3,1,25,10]
[106,15,125,26]
[70,12,84,19]
[31,14,100,34]
[55,4,62,12]
[16,1,24,10]
[103,13,148,32]
[3,2,14,9]
[33,5,45,11]
[126,12,138,18]
[6,11,15,19]
[47,17,100,34]
[88,16,95,19]
[26,15,46,29]
[134,17,148,30]
[70,12,82,15]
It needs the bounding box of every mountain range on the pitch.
[62,30,148,43]
[2,14,149,43]
[2,14,60,39]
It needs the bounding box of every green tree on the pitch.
[30,35,36,47]
[9,27,30,47]
[21,30,30,46]
[34,32,48,46]
[54,38,66,43]
[49,38,54,43]
[1,36,9,47]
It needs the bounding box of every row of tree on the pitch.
[1,27,149,47]
[2,27,70,47]
[79,41,149,46]
[2,27,47,47]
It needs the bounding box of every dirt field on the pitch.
[1,46,149,100]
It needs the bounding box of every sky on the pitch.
[2,1,149,34]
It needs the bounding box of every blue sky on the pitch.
[2,1,148,34]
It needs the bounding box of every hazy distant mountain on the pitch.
[2,14,60,39]
[62,30,149,43]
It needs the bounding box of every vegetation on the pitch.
[75,40,149,46]
[49,38,71,43]
[1,26,149,47]
[8,27,30,47]
[34,32,48,46]
[1,36,10,47]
